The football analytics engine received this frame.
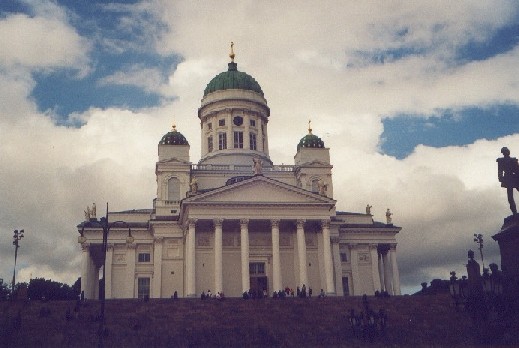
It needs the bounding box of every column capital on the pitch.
[240,218,249,226]
[330,236,340,244]
[296,219,305,228]
[106,243,114,251]
[348,243,357,250]
[369,243,379,249]
[270,219,280,228]
[78,235,87,244]
[127,243,137,249]
[389,243,397,251]
[213,218,224,227]
[321,219,331,229]
[154,236,164,244]
[81,242,90,251]
[188,218,198,226]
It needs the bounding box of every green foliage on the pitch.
[0,282,10,300]
[27,277,79,301]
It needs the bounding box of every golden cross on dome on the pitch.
[229,41,235,62]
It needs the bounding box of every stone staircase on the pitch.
[1,294,514,347]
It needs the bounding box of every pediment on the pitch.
[186,176,334,205]
[157,158,191,165]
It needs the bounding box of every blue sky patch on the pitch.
[381,105,519,159]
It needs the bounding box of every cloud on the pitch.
[0,14,90,72]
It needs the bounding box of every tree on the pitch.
[27,278,79,301]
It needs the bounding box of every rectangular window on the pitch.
[250,119,256,127]
[340,252,348,262]
[137,277,150,299]
[208,136,213,152]
[249,262,265,275]
[138,253,151,263]
[249,133,257,150]
[234,131,244,148]
[218,119,225,127]
[207,122,212,130]
[218,133,227,150]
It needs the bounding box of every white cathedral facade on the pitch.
[78,53,401,299]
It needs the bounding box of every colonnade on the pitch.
[377,244,401,295]
[184,218,335,297]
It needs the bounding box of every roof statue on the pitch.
[497,147,519,215]
[253,157,263,175]
[366,204,372,215]
[386,209,392,225]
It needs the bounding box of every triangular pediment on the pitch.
[157,158,191,165]
[185,176,334,205]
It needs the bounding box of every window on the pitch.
[207,122,212,130]
[311,179,319,193]
[249,262,265,275]
[218,119,225,127]
[340,252,348,262]
[208,136,213,152]
[233,116,243,126]
[234,131,243,148]
[250,119,256,127]
[249,133,257,150]
[168,177,180,201]
[138,253,151,262]
[218,133,227,150]
[137,277,150,299]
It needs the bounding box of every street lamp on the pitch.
[12,229,24,299]
[80,203,132,347]
[473,233,485,270]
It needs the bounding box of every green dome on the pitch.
[204,62,263,97]
[159,126,189,145]
[298,131,325,150]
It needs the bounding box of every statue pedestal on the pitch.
[492,215,519,294]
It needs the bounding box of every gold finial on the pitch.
[229,41,235,62]
[172,123,177,132]
[308,119,312,134]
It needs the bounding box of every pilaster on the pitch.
[153,237,163,298]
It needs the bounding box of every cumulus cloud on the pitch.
[0,14,90,72]
[1,1,518,294]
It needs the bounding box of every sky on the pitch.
[1,0,519,295]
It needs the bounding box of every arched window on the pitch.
[311,178,319,193]
[168,177,180,201]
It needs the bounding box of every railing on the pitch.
[192,164,295,172]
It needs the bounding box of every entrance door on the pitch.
[249,262,268,297]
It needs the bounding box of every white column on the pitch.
[187,219,197,297]
[378,250,385,292]
[244,114,250,149]
[226,114,233,150]
[127,243,136,298]
[331,239,343,296]
[370,244,381,294]
[296,219,308,286]
[105,244,114,299]
[390,245,401,295]
[240,219,250,293]
[382,249,393,295]
[87,253,98,300]
[349,244,360,296]
[258,120,264,152]
[153,237,163,298]
[263,120,269,155]
[321,220,335,294]
[214,219,223,294]
[271,219,281,292]
[81,244,90,299]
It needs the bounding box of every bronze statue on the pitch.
[497,147,519,215]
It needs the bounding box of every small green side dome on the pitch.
[204,62,264,97]
[298,129,325,150]
[159,126,189,145]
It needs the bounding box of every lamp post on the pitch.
[473,234,485,270]
[80,203,133,347]
[12,229,24,299]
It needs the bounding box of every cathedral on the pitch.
[78,47,401,299]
